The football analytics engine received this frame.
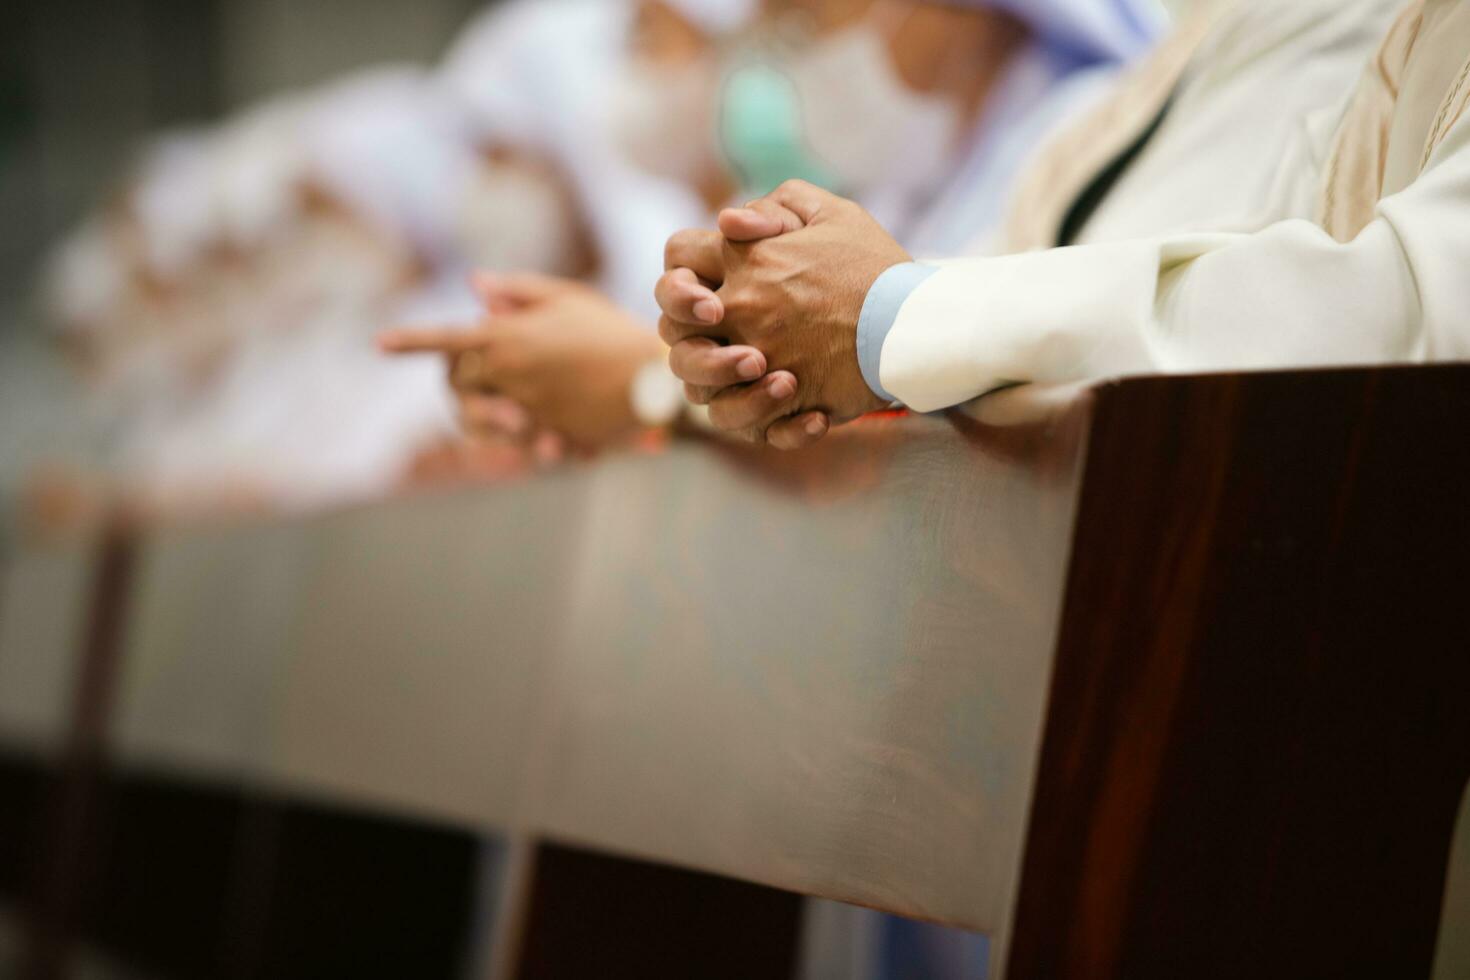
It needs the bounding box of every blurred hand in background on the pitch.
[380,273,669,455]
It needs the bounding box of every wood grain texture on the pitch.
[1006,366,1470,980]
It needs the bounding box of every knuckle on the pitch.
[663,233,690,269]
[664,229,711,269]
[721,285,754,320]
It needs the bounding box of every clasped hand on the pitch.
[655,180,910,449]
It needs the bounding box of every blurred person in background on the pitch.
[390,0,752,464]
[43,68,479,512]
[36,0,744,513]
[381,0,1164,458]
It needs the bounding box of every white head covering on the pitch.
[130,131,218,279]
[208,100,310,251]
[302,67,481,267]
[952,0,1166,64]
[663,0,757,36]
[437,0,712,317]
[440,0,627,153]
[130,98,311,279]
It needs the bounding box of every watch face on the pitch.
[632,358,685,427]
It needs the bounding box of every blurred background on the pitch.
[0,0,1197,531]
[0,0,488,511]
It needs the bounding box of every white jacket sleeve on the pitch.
[869,109,1470,413]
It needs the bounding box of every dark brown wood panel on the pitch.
[1007,365,1470,980]
[29,767,491,980]
[28,528,136,979]
[0,752,47,910]
[512,842,805,980]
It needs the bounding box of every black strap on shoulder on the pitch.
[1055,95,1176,248]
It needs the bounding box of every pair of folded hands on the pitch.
[655,179,911,449]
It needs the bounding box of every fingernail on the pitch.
[693,297,720,324]
[737,355,763,380]
[768,376,796,401]
[806,417,826,436]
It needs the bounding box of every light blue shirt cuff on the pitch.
[857,262,938,404]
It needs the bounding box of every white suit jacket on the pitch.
[858,0,1470,413]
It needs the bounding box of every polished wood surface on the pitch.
[1007,366,1470,979]
[1,367,1467,979]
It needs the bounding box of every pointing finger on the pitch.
[378,325,486,355]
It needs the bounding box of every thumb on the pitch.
[719,199,805,243]
[765,179,842,226]
[471,270,568,312]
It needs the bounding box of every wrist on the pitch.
[856,262,938,406]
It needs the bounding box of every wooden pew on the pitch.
[1,366,1467,979]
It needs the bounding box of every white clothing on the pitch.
[300,68,479,271]
[868,0,1470,412]
[1067,0,1404,244]
[664,0,755,36]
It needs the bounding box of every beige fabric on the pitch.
[1077,0,1405,240]
[1000,5,1224,252]
[1321,0,1470,239]
[1000,0,1402,252]
[1318,2,1423,239]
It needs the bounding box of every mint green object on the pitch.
[718,62,839,197]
